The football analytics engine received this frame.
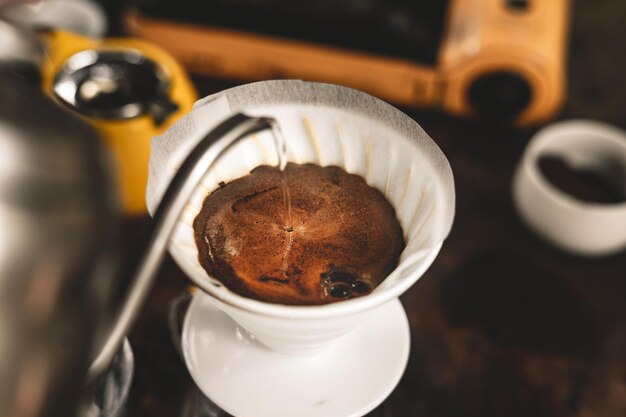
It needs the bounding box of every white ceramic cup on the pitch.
[513,119,626,256]
[146,80,455,354]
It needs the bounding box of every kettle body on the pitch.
[0,67,120,417]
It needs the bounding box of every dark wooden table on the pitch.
[123,1,626,416]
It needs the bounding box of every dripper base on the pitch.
[182,292,410,417]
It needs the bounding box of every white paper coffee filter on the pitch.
[146,80,454,303]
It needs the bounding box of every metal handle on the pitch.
[87,113,275,381]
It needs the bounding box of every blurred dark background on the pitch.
[84,0,626,416]
[130,0,449,65]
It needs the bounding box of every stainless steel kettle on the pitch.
[0,19,277,417]
[0,20,121,417]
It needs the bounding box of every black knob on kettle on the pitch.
[468,71,533,121]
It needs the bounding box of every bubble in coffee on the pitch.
[193,163,405,305]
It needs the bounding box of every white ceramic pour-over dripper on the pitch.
[147,81,454,357]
